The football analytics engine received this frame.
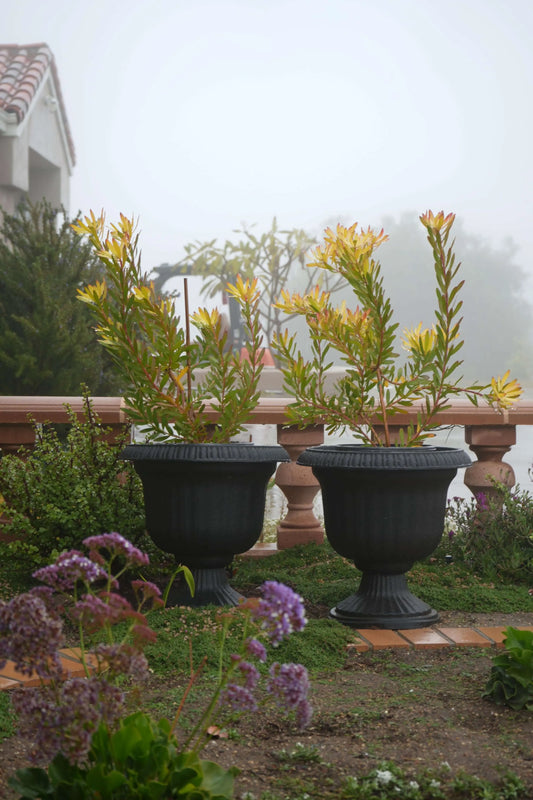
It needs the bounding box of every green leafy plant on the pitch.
[444,485,533,582]
[0,394,145,565]
[9,713,236,800]
[272,211,521,445]
[74,212,266,443]
[483,627,533,711]
[277,741,323,764]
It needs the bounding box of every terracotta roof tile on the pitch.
[0,42,75,164]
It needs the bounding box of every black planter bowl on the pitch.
[122,443,289,606]
[297,445,471,629]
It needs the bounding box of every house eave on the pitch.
[0,108,18,135]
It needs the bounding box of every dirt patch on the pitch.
[1,613,533,798]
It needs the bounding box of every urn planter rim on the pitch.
[297,443,471,470]
[121,442,290,463]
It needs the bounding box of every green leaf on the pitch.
[8,767,54,799]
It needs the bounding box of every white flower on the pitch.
[429,779,441,788]
[376,769,394,785]
[408,781,420,789]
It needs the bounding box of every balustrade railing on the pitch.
[1,394,531,553]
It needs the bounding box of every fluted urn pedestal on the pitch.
[298,445,471,629]
[122,443,289,606]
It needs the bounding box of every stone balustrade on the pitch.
[0,395,531,552]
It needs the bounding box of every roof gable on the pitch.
[0,43,75,165]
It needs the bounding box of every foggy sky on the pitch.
[4,0,533,295]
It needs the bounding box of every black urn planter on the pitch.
[122,443,289,607]
[297,445,471,629]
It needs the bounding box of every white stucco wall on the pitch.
[0,71,72,211]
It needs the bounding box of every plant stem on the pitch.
[184,277,192,406]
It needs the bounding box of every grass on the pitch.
[232,541,533,614]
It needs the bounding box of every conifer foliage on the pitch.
[0,200,120,394]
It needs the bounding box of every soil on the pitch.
[1,610,533,799]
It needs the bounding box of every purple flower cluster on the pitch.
[84,532,150,567]
[72,592,143,631]
[216,584,312,733]
[93,643,149,682]
[245,637,267,663]
[221,683,258,712]
[131,579,164,609]
[2,533,160,768]
[12,677,124,765]
[237,660,260,690]
[251,581,307,646]
[34,551,108,591]
[267,662,312,729]
[476,492,489,511]
[0,592,64,678]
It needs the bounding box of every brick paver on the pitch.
[355,629,410,649]
[2,626,533,688]
[433,627,494,647]
[398,628,453,649]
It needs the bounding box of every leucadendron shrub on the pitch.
[0,395,146,567]
[1,533,312,799]
[273,211,521,445]
[74,212,266,444]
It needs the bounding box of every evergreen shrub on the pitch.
[0,395,145,567]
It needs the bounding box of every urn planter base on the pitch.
[167,567,243,608]
[330,573,439,629]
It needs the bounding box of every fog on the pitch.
[4,0,533,381]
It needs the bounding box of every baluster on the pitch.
[275,424,325,549]
[463,425,516,500]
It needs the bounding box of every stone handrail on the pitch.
[0,395,530,552]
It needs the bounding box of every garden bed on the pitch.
[1,542,532,799]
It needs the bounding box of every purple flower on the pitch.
[93,643,149,682]
[296,699,313,728]
[132,623,158,645]
[251,581,307,645]
[83,533,150,567]
[71,592,142,631]
[221,683,257,712]
[266,662,312,729]
[131,579,164,609]
[33,550,108,591]
[267,662,310,708]
[238,661,260,690]
[476,492,489,511]
[0,593,64,678]
[245,637,267,663]
[12,677,125,766]
[448,529,455,541]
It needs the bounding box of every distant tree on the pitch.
[0,199,121,395]
[151,218,344,351]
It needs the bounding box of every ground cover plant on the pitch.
[1,540,532,798]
